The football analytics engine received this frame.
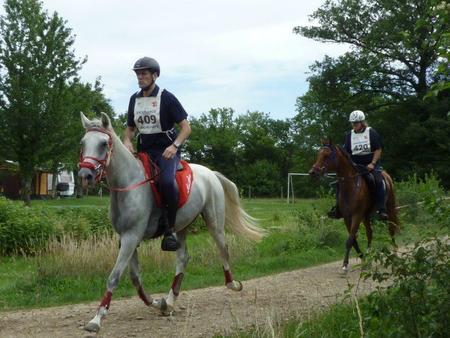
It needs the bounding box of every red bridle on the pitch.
[78,127,113,183]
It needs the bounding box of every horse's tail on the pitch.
[214,171,265,241]
[384,172,400,236]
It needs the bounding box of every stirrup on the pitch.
[161,233,180,251]
[327,205,342,219]
[375,210,388,221]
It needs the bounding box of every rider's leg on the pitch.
[158,153,180,251]
[328,183,342,219]
[373,169,388,220]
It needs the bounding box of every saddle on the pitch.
[355,164,385,197]
[137,152,193,209]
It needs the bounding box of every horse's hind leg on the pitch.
[129,249,153,306]
[203,210,242,291]
[152,228,189,315]
[85,233,141,332]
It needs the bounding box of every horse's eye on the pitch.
[102,140,108,148]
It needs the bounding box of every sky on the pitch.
[1,0,347,120]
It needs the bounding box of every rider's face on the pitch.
[351,121,364,132]
[135,69,155,89]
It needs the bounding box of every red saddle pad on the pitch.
[137,152,193,208]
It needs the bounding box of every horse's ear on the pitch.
[100,112,111,130]
[80,112,90,129]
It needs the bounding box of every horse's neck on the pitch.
[107,133,144,187]
[336,150,357,180]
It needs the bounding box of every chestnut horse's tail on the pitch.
[383,171,400,236]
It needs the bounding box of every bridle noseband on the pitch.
[78,127,113,183]
[311,145,337,176]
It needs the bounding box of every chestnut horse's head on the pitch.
[309,138,338,178]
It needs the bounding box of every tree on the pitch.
[184,108,240,179]
[293,0,450,186]
[44,79,115,198]
[0,0,85,203]
[236,111,293,196]
[294,0,447,100]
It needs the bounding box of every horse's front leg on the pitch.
[85,233,141,332]
[129,249,153,306]
[152,229,189,315]
[342,216,362,273]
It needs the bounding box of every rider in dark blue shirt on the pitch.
[329,110,388,220]
[123,57,192,251]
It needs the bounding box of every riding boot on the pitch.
[373,170,388,221]
[160,207,180,251]
[327,204,342,219]
[161,230,180,251]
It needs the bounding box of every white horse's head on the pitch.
[78,112,114,188]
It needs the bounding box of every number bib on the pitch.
[134,88,164,134]
[351,127,371,155]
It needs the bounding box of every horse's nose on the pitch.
[309,168,318,178]
[78,168,95,187]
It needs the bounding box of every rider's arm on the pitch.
[162,119,191,159]
[172,119,191,148]
[371,148,382,165]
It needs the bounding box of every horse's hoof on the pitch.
[160,298,173,316]
[226,280,243,291]
[151,298,162,310]
[339,266,349,275]
[84,321,100,332]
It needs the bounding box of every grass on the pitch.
[0,197,346,311]
[0,194,433,312]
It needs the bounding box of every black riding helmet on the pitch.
[132,57,160,76]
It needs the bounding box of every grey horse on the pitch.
[78,112,264,332]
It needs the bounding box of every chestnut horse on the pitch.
[309,141,399,272]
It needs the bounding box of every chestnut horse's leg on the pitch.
[343,216,362,272]
[363,218,373,249]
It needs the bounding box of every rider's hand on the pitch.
[367,163,375,171]
[162,144,177,160]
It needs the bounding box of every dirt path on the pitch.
[0,259,377,338]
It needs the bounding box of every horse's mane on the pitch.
[88,117,137,163]
[335,144,358,171]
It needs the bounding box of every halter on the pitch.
[78,127,113,183]
[311,145,337,176]
[78,127,160,192]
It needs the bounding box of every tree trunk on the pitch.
[51,169,58,199]
[20,173,33,206]
[74,169,84,198]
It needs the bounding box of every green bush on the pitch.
[53,207,112,239]
[294,208,345,249]
[0,197,59,255]
[396,173,445,222]
[362,235,450,337]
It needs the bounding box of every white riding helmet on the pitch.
[349,110,365,122]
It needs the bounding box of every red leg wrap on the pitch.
[137,285,151,306]
[171,273,184,297]
[99,291,112,310]
[223,268,233,284]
